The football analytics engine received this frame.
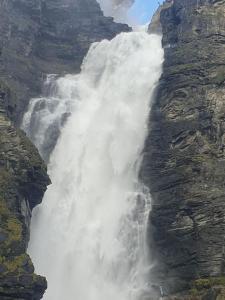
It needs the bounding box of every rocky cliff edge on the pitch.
[0,104,50,299]
[141,0,225,299]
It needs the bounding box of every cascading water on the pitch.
[22,31,163,300]
[22,75,76,162]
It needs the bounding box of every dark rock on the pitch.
[0,108,50,299]
[0,0,131,125]
[141,0,225,296]
[162,284,225,300]
[0,233,7,243]
[148,1,173,34]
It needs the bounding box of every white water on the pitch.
[22,75,76,162]
[23,32,163,300]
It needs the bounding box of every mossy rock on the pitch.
[0,113,49,298]
[0,253,33,275]
[192,277,225,291]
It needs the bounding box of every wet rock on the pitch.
[0,109,50,299]
[141,0,225,296]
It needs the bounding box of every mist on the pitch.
[97,0,134,23]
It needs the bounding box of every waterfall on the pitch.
[22,31,163,300]
[22,74,76,162]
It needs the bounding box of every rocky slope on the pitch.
[0,104,50,299]
[0,0,130,125]
[141,0,225,299]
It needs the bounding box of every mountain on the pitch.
[2,0,225,299]
[141,0,225,298]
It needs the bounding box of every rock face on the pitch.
[0,104,50,299]
[140,0,225,298]
[0,0,130,125]
[148,1,173,35]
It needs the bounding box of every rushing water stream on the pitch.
[22,31,163,300]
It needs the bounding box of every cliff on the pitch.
[148,1,173,35]
[0,0,130,125]
[0,106,50,299]
[141,0,225,299]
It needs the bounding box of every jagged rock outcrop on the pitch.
[141,0,225,298]
[148,0,173,35]
[0,101,50,299]
[0,0,130,125]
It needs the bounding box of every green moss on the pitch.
[0,197,23,249]
[0,169,13,196]
[213,69,225,85]
[0,199,9,215]
[190,288,199,295]
[0,254,28,274]
[193,278,211,289]
[191,155,207,163]
[192,277,225,291]
[169,63,202,75]
[18,129,47,170]
[6,218,22,242]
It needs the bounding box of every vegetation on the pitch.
[192,277,225,290]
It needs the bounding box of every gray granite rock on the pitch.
[141,0,225,297]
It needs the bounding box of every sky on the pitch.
[128,0,163,24]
